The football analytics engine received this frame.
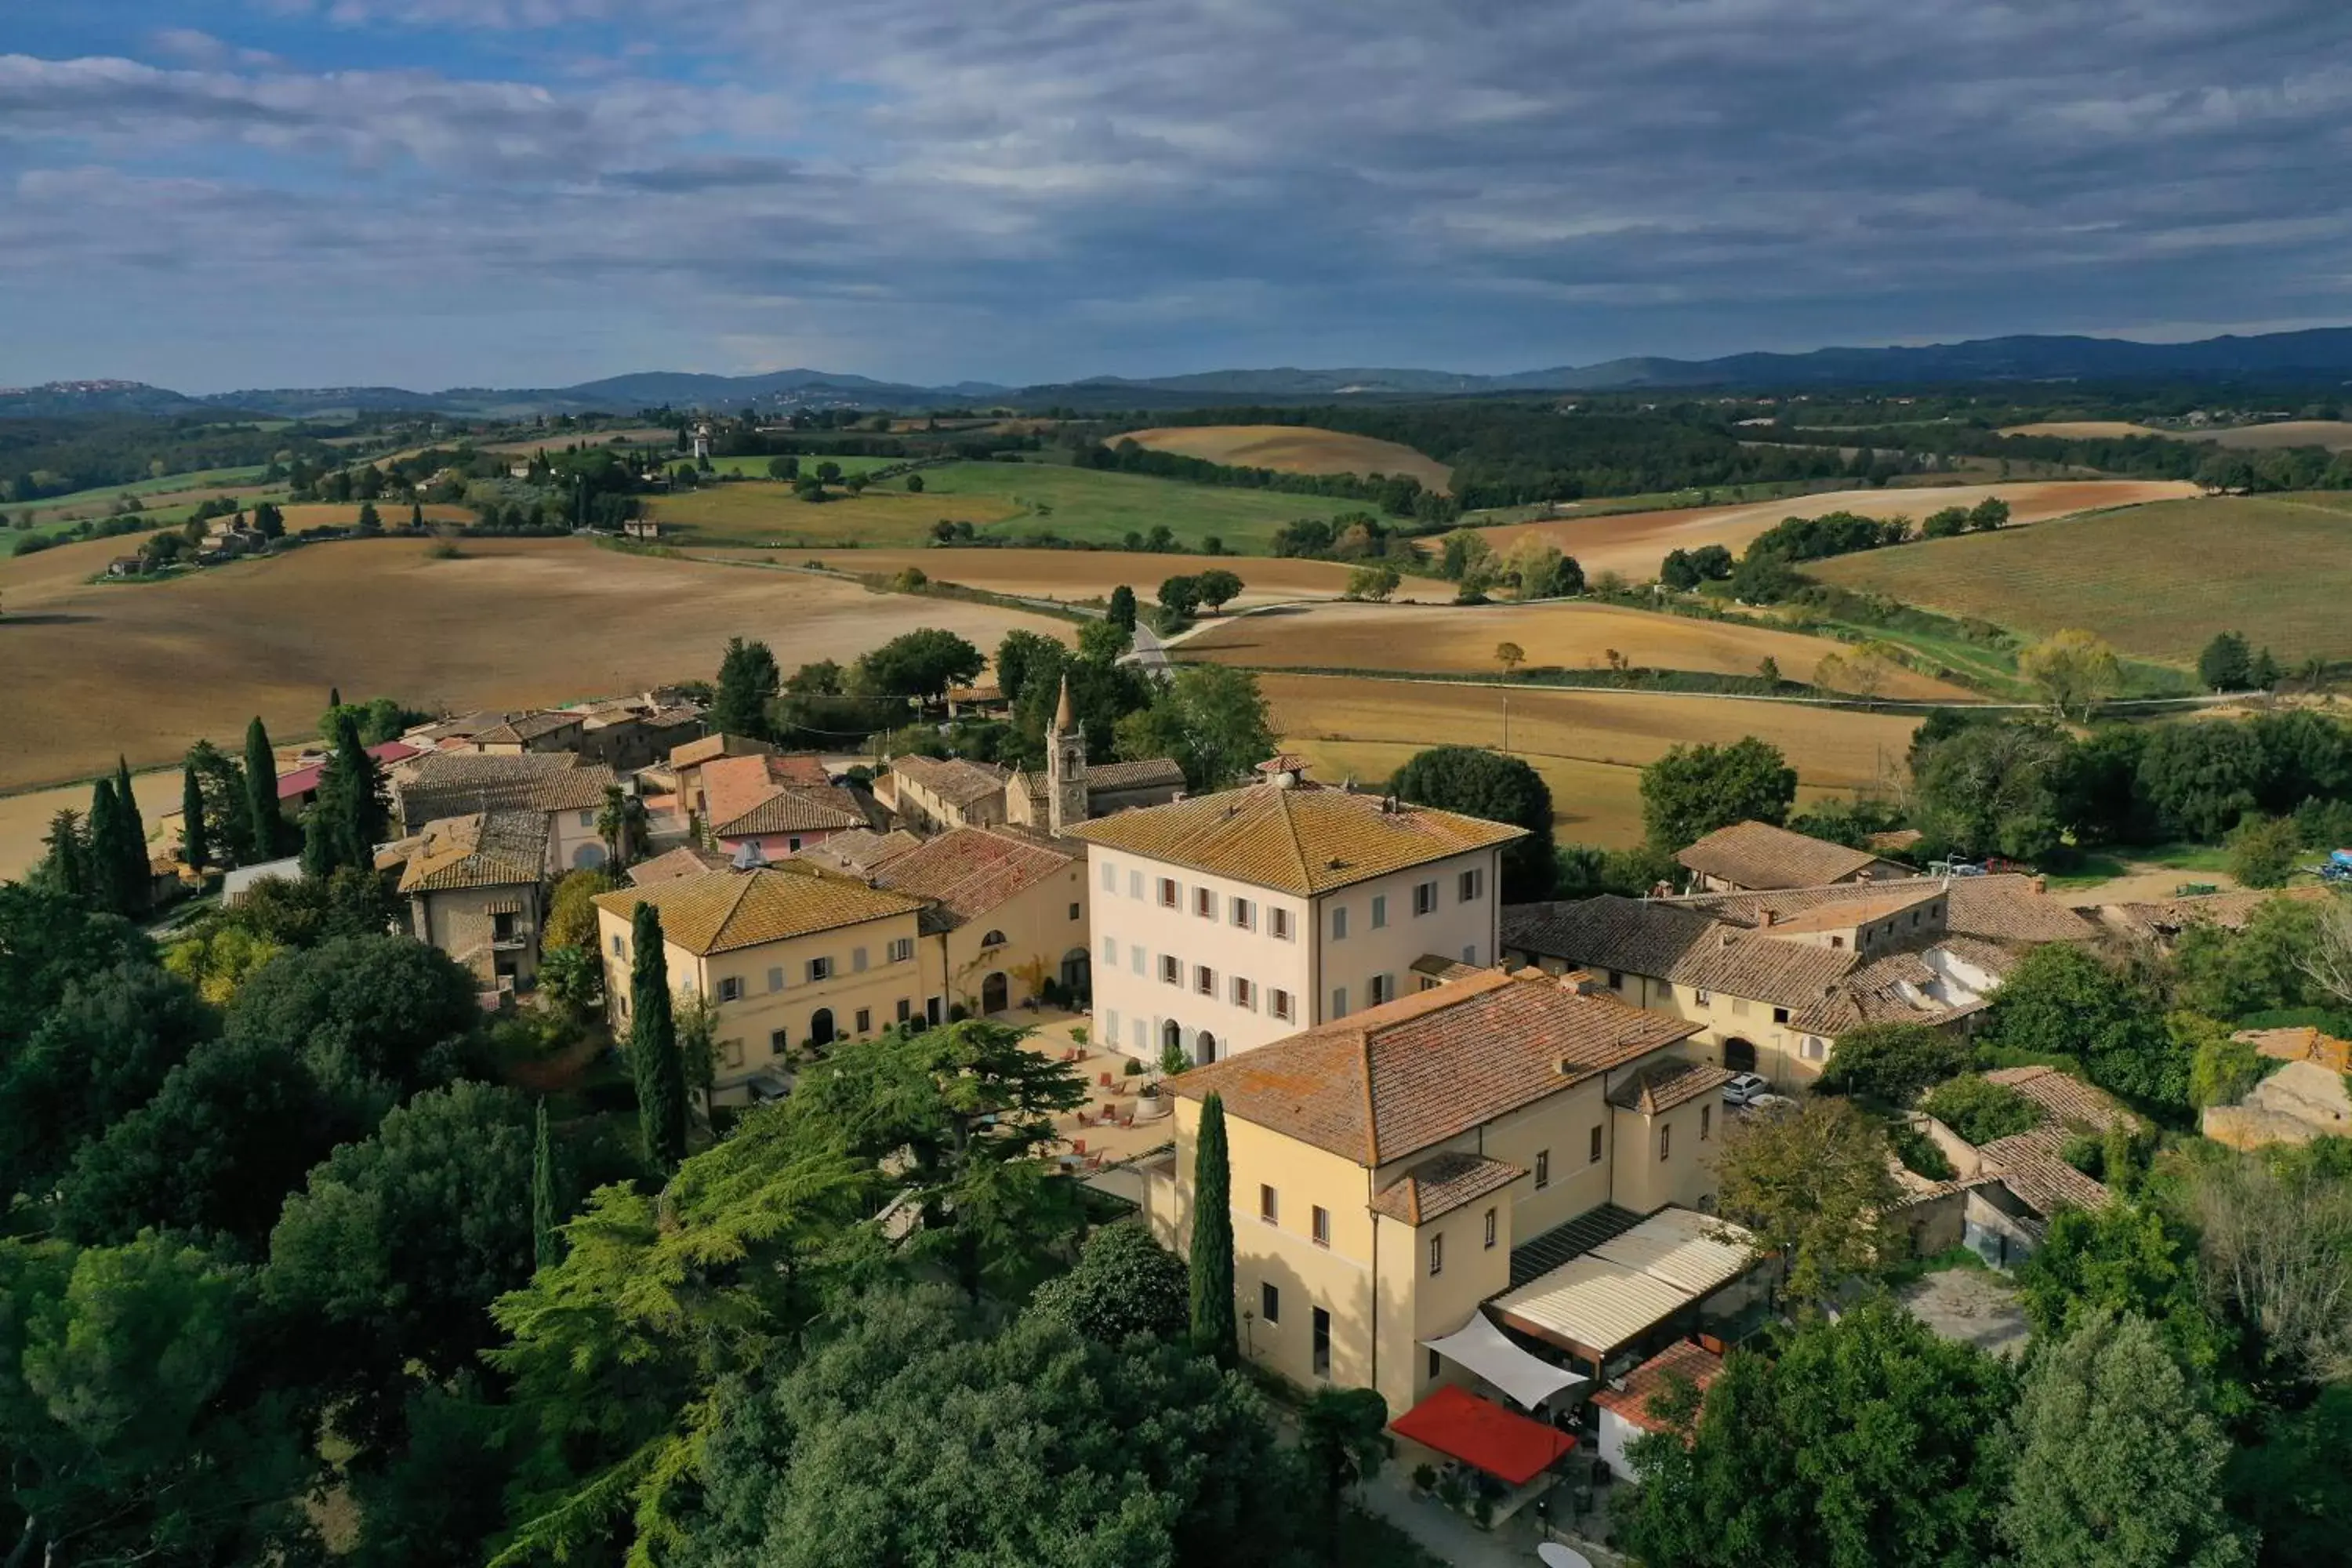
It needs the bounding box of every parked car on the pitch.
[1722,1072,1773,1106]
[1744,1092,1798,1115]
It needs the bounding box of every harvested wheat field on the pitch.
[2000,419,2352,451]
[0,536,1074,793]
[777,548,1448,607]
[1472,480,2200,583]
[1120,425,1452,492]
[1998,421,2175,440]
[0,769,187,882]
[1181,600,1976,699]
[1258,673,1918,846]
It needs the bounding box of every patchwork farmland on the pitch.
[1810,493,2352,665]
[775,547,1450,607]
[1118,423,1454,491]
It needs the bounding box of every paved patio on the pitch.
[1016,1011,1178,1171]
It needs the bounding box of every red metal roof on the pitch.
[277,741,418,800]
[1389,1384,1577,1486]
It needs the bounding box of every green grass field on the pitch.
[13,466,278,536]
[649,460,1377,551]
[703,453,905,479]
[1810,493,2352,666]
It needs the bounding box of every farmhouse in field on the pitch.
[1069,754,1526,1066]
[1501,874,2097,1084]
[1142,966,1769,1449]
[1674,819,1910,893]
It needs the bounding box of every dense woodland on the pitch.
[0,416,337,503]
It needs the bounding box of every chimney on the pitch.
[1558,970,1602,996]
[1719,932,1736,949]
[2030,874,2046,895]
[1759,908,1777,927]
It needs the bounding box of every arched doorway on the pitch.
[1196,1030,1218,1065]
[572,841,607,869]
[809,1007,836,1047]
[1722,1036,1758,1073]
[1162,1018,1183,1054]
[981,971,1009,1014]
[1061,948,1091,998]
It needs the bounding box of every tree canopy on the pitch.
[1389,744,1556,901]
[1639,737,1796,852]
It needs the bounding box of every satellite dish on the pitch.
[1537,1545,1593,1568]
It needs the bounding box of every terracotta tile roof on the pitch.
[626,844,731,886]
[796,828,922,873]
[1673,874,2100,946]
[394,752,618,824]
[712,783,873,839]
[1983,1065,2144,1137]
[1590,1341,1723,1436]
[1066,780,1525,898]
[1763,885,1944,935]
[890,753,1014,808]
[1944,1066,2144,1215]
[472,710,582,746]
[276,740,419,800]
[404,710,514,745]
[1991,1154,2111,1217]
[1675,821,1903,890]
[1171,969,1700,1166]
[1606,1058,1733,1113]
[1410,953,1486,984]
[396,811,548,894]
[1370,1152,1526,1225]
[670,732,776,770]
[869,826,1075,924]
[1085,758,1185,793]
[592,868,922,955]
[1504,897,1725,978]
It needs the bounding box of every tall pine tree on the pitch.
[112,757,149,912]
[243,716,284,860]
[628,903,687,1173]
[180,757,209,871]
[532,1098,560,1272]
[1189,1091,1237,1363]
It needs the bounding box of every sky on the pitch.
[3,2,2350,393]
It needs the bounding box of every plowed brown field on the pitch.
[1120,424,1452,492]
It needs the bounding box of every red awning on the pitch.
[1391,1384,1577,1486]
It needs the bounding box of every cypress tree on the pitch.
[532,1098,560,1272]
[85,777,127,915]
[180,757,209,871]
[243,716,282,859]
[303,709,387,877]
[329,685,342,710]
[35,809,89,902]
[628,903,687,1173]
[112,757,149,912]
[1189,1091,1237,1363]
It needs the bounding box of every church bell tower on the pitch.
[1047,675,1088,835]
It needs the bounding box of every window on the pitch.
[855,1007,871,1034]
[1534,1149,1550,1189]
[1483,1208,1497,1249]
[1413,880,1438,916]
[1231,976,1255,1009]
[1660,1124,1672,1161]
[1312,1206,1330,1247]
[1693,988,1712,1005]
[1131,945,1146,975]
[979,930,1007,949]
[1270,989,1295,1022]
[1589,1124,1603,1163]
[807,956,833,982]
[1428,1234,1443,1276]
[1830,935,1846,949]
[896,998,912,1023]
[1261,1282,1280,1325]
[1607,970,1624,990]
[1330,986,1348,1018]
[767,966,785,992]
[1131,1018,1146,1051]
[1312,1308,1330,1377]
[1331,906,1349,940]
[1159,878,1179,909]
[579,809,596,827]
[787,837,803,853]
[611,934,625,957]
[1271,907,1293,941]
[1160,955,1181,985]
[720,1038,745,1069]
[1103,936,1119,966]
[1195,886,1214,919]
[1106,1008,1120,1040]
[852,946,869,972]
[1802,1035,1827,1060]
[1195,964,1215,996]
[1772,1006,1789,1025]
[1462,944,1478,964]
[1700,1104,1712,1142]
[1429,1348,1442,1379]
[1128,870,1143,900]
[1100,860,1116,892]
[717,976,743,1003]
[1259,1185,1278,1225]
[1229,896,1254,929]
[888,937,914,964]
[1368,973,1395,1006]
[1068,902,1080,921]
[769,1029,788,1055]
[1370,895,1388,930]
[1458,866,1485,902]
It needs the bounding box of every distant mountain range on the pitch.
[12,325,2352,419]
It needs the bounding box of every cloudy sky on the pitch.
[4,2,2349,391]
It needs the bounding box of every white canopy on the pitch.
[1421,1310,1588,1410]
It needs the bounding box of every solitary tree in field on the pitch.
[1106,584,1138,633]
[1189,1092,1236,1364]
[628,903,687,1173]
[2019,628,2122,722]
[1495,641,1525,674]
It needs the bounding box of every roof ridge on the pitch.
[1357,1029,1379,1167]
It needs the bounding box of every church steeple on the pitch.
[1046,674,1087,834]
